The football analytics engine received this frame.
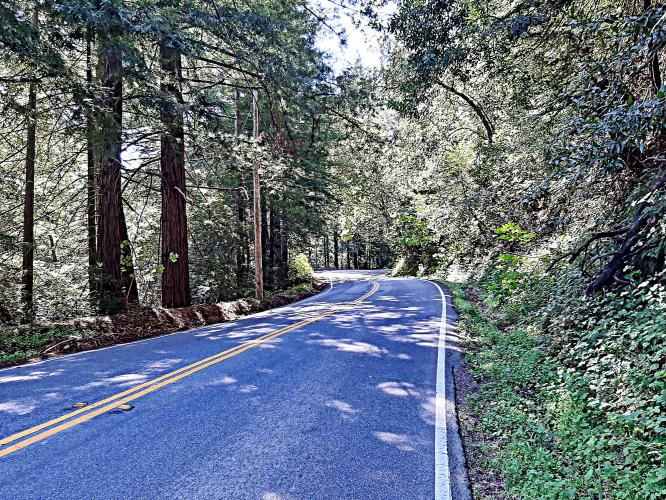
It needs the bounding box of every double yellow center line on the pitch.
[0,281,379,459]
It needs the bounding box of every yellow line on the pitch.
[0,281,379,458]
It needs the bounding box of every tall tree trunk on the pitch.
[353,246,359,270]
[269,205,279,288]
[236,193,246,288]
[324,234,330,268]
[234,89,246,289]
[86,30,98,304]
[346,241,351,269]
[21,72,37,322]
[281,218,288,283]
[262,198,270,289]
[280,218,289,285]
[97,22,126,312]
[119,200,139,304]
[644,0,663,94]
[252,89,264,300]
[272,207,283,287]
[333,228,339,269]
[159,41,190,308]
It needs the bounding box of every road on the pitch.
[0,271,469,499]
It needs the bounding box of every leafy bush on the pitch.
[0,326,76,365]
[393,213,439,275]
[449,266,666,499]
[493,222,536,244]
[288,253,313,283]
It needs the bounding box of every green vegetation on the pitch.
[448,266,666,498]
[0,326,79,365]
[288,253,314,283]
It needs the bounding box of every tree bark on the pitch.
[21,71,37,321]
[644,0,663,94]
[97,17,128,312]
[324,234,330,268]
[269,205,280,288]
[119,200,139,304]
[262,198,270,289]
[159,41,190,308]
[86,30,98,300]
[333,228,339,268]
[281,218,288,283]
[234,88,246,289]
[252,88,263,299]
[346,241,351,269]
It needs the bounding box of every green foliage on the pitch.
[448,263,666,498]
[0,326,77,364]
[392,213,438,275]
[288,253,313,283]
[493,222,535,244]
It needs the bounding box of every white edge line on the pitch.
[0,278,337,373]
[429,280,452,500]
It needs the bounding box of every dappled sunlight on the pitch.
[75,372,149,390]
[376,381,420,398]
[238,384,257,393]
[306,338,387,356]
[0,369,64,384]
[375,295,400,302]
[0,400,36,415]
[373,431,417,452]
[362,311,405,320]
[375,380,438,427]
[208,375,237,385]
[325,399,360,420]
[420,396,438,426]
[145,359,183,372]
[257,338,284,349]
[261,492,293,500]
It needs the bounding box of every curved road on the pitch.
[0,271,469,499]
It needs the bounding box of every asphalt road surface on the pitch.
[0,270,469,499]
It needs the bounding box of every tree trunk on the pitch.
[324,234,330,268]
[48,235,57,262]
[97,23,127,312]
[333,228,339,268]
[281,218,288,283]
[21,74,37,321]
[252,89,263,300]
[269,205,281,288]
[234,89,246,289]
[119,200,139,304]
[261,198,270,289]
[159,41,190,308]
[86,30,98,304]
[346,241,351,269]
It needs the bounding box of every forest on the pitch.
[1,0,665,498]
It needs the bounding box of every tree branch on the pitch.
[434,79,495,143]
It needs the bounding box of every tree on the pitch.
[96,3,136,312]
[159,13,190,308]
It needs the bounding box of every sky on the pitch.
[312,0,397,74]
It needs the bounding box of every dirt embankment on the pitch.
[1,282,325,369]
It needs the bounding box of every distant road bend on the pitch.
[0,270,470,499]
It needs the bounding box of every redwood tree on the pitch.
[21,73,36,321]
[96,11,130,312]
[159,39,190,308]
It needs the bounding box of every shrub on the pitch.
[289,253,313,283]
